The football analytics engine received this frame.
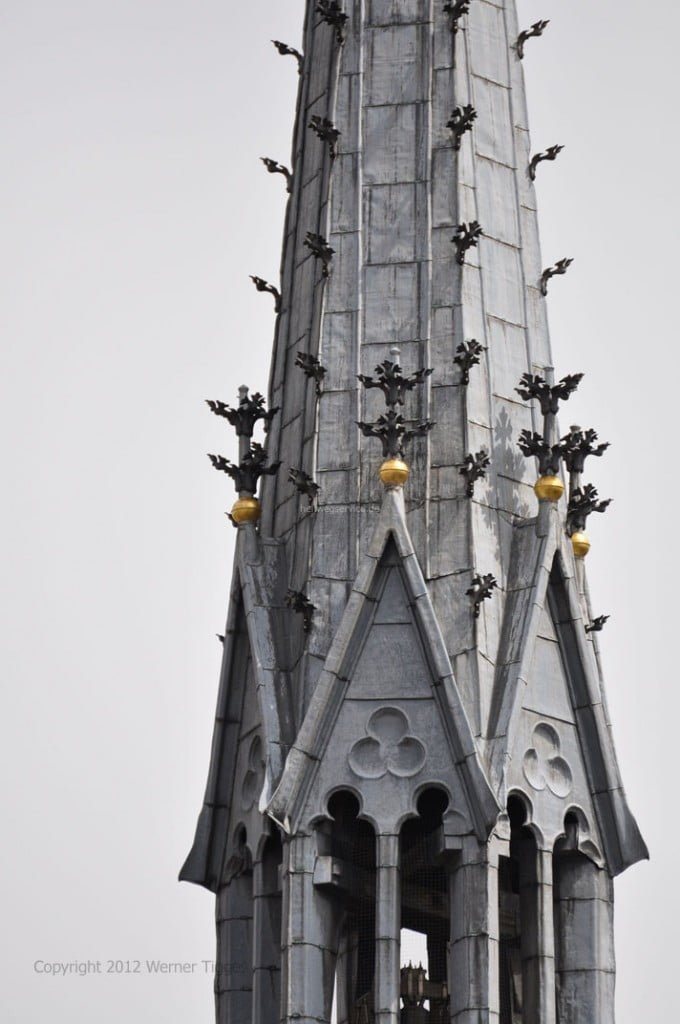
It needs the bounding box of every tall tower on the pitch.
[181,3,647,1023]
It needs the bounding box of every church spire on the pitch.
[182,4,646,1022]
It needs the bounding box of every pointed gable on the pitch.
[546,555,648,873]
[181,529,294,891]
[268,489,499,839]
[506,595,604,863]
[487,510,648,875]
[180,594,255,891]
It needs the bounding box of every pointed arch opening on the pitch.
[499,797,526,1024]
[499,795,558,1024]
[217,824,254,1022]
[253,828,283,1022]
[327,790,377,1024]
[399,788,450,1024]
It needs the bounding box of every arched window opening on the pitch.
[327,791,377,1024]
[254,829,283,1022]
[499,797,526,1024]
[399,788,450,1024]
[261,829,283,885]
[500,795,555,1024]
[217,824,253,1023]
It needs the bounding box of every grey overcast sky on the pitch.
[1,1,677,1020]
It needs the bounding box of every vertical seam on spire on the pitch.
[422,0,436,580]
[458,0,488,737]
[503,0,546,441]
[263,6,315,538]
[292,13,342,595]
[353,0,366,582]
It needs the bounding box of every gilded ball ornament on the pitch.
[571,530,591,559]
[231,496,261,525]
[534,475,565,502]
[379,458,409,486]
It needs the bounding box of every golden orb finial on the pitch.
[230,496,261,525]
[534,475,565,502]
[571,530,590,559]
[379,458,409,487]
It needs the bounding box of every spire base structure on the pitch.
[183,6,648,1023]
[571,530,591,558]
[534,475,565,502]
[379,457,410,487]
[231,496,261,525]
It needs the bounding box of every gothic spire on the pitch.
[183,7,647,1023]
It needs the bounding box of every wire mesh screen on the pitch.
[329,794,377,1023]
[331,791,451,1024]
[498,855,522,1024]
[399,805,449,1024]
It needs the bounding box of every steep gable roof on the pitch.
[180,527,293,891]
[487,504,647,875]
[267,487,500,838]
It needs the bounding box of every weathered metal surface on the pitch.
[183,4,647,1022]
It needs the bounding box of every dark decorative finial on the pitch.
[358,349,435,483]
[206,388,279,438]
[295,351,327,396]
[460,450,490,497]
[516,20,550,60]
[529,144,564,181]
[260,157,293,193]
[286,589,315,633]
[272,40,304,73]
[540,258,573,296]
[515,372,583,417]
[357,410,434,460]
[304,231,335,278]
[316,1,348,43]
[208,443,280,497]
[466,573,498,618]
[357,358,433,409]
[250,275,281,313]
[560,427,610,476]
[289,468,320,513]
[447,105,477,150]
[516,371,582,498]
[517,430,563,477]
[309,116,341,159]
[567,484,612,536]
[586,615,610,634]
[444,0,470,34]
[452,221,483,265]
[454,339,486,385]
[216,634,225,644]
